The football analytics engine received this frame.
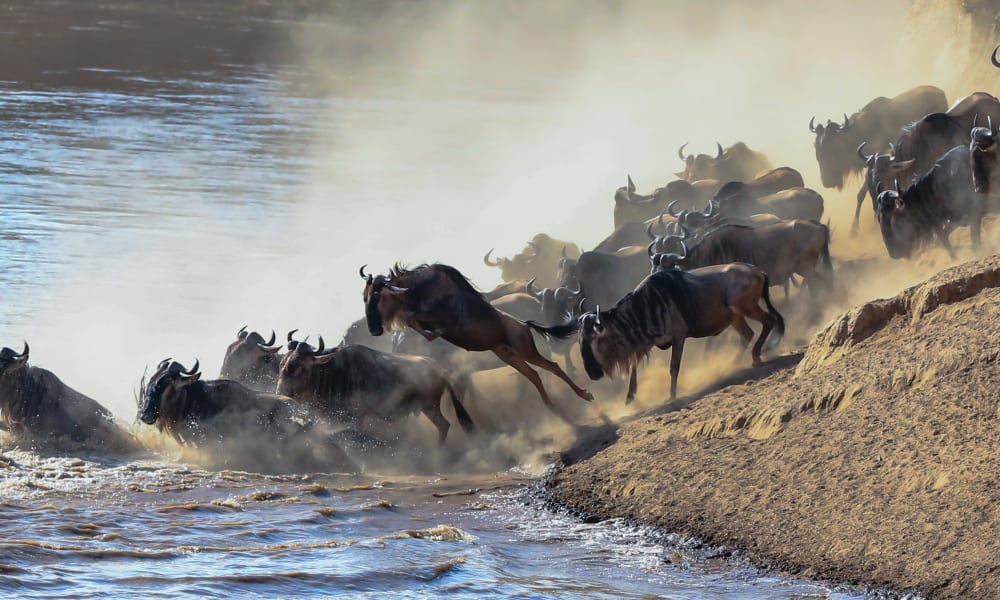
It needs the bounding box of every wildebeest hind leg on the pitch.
[508,332,593,401]
[492,346,574,423]
[422,403,451,445]
[853,183,867,236]
[668,338,685,400]
[730,315,755,348]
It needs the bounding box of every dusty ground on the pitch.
[552,254,1000,599]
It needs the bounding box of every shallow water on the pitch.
[0,448,868,599]
[1,3,887,597]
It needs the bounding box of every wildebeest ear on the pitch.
[674,171,685,179]
[287,341,299,350]
[894,195,904,210]
[314,349,339,365]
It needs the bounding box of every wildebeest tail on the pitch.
[444,380,476,435]
[525,319,578,340]
[761,274,785,345]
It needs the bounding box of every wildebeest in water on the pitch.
[277,335,475,445]
[575,264,785,402]
[0,342,135,450]
[138,358,355,473]
[361,263,593,422]
[219,326,282,392]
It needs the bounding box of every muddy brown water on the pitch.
[0,3,887,597]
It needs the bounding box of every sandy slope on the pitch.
[552,254,1000,599]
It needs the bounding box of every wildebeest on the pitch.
[138,358,355,472]
[710,182,824,222]
[0,342,134,450]
[342,317,396,354]
[613,177,703,228]
[970,119,1000,195]
[482,279,533,302]
[361,263,592,421]
[595,221,658,254]
[809,86,947,192]
[676,141,772,183]
[276,336,475,445]
[650,221,833,296]
[219,326,283,392]
[874,146,984,259]
[525,278,585,373]
[575,263,785,401]
[887,92,1000,186]
[484,233,582,288]
[557,246,652,312]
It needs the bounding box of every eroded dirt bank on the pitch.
[552,254,1000,599]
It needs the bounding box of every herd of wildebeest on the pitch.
[4,50,1000,472]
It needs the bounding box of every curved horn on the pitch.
[974,113,980,130]
[526,277,540,298]
[888,142,896,156]
[483,249,500,267]
[646,221,657,240]
[237,325,248,339]
[594,306,602,328]
[678,240,688,260]
[857,141,867,161]
[359,264,369,280]
[287,329,299,343]
[677,223,690,241]
[157,357,172,371]
[703,198,716,217]
[181,359,199,376]
[992,45,1000,68]
[258,330,276,348]
[569,280,583,297]
[714,142,724,160]
[990,115,994,132]
[387,285,409,293]
[316,336,325,354]
[677,142,689,161]
[841,113,850,129]
[809,116,817,133]
[667,198,680,217]
[894,178,901,194]
[647,239,657,257]
[17,341,29,360]
[561,245,568,259]
[627,174,636,192]
[525,241,539,256]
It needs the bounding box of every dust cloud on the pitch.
[5,0,997,470]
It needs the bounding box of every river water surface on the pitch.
[0,3,879,598]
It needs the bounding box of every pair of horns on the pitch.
[677,142,724,162]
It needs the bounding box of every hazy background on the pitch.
[0,0,996,420]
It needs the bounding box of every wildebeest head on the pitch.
[613,174,638,204]
[810,114,854,188]
[858,141,915,200]
[676,142,725,181]
[970,117,997,194]
[578,312,606,380]
[139,359,201,425]
[0,342,30,375]
[648,226,689,272]
[579,309,642,381]
[220,326,280,381]
[276,335,338,398]
[526,278,584,325]
[360,265,407,337]
[874,184,918,259]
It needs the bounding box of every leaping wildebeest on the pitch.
[138,358,355,472]
[361,263,593,421]
[874,146,985,259]
[277,335,475,445]
[220,327,283,392]
[0,342,135,450]
[574,264,785,402]
[676,141,772,183]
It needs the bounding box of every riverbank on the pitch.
[551,254,1000,599]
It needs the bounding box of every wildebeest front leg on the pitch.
[625,366,638,404]
[852,183,867,236]
[668,337,685,400]
[492,346,575,424]
[970,210,984,252]
[935,228,957,260]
